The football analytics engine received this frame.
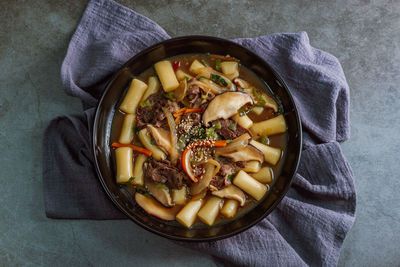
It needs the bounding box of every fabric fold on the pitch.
[43,0,356,266]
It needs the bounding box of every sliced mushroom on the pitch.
[146,180,173,207]
[234,78,252,89]
[211,185,246,206]
[202,92,253,126]
[174,79,188,101]
[135,193,181,221]
[147,125,176,155]
[263,93,279,112]
[214,133,251,154]
[217,145,264,163]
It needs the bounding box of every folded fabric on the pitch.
[43,0,356,266]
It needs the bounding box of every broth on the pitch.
[111,53,287,229]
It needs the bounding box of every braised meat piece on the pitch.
[212,119,250,140]
[144,158,187,189]
[136,94,180,129]
[210,157,236,190]
[186,83,201,105]
[177,112,202,135]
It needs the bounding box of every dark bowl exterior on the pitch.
[93,36,302,241]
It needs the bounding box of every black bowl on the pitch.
[93,36,302,241]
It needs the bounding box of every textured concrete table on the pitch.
[1,0,399,266]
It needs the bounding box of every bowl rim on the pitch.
[93,35,302,242]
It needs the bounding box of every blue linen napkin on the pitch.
[43,0,356,266]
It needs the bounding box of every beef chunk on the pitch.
[186,83,201,105]
[144,158,187,189]
[210,157,236,190]
[235,161,246,169]
[177,112,202,134]
[210,175,232,190]
[213,119,250,140]
[192,164,205,178]
[136,94,180,129]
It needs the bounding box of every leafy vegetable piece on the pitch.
[227,174,235,180]
[210,74,228,87]
[132,125,138,135]
[215,123,221,130]
[184,76,190,81]
[139,100,150,107]
[215,59,221,71]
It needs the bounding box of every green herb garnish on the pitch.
[210,74,228,87]
[184,76,190,81]
[205,127,219,140]
[260,136,267,144]
[132,125,138,135]
[238,105,253,116]
[227,174,235,180]
[215,123,221,130]
[163,91,176,101]
[139,100,150,107]
[253,88,266,107]
[136,188,151,197]
[125,177,135,184]
[228,123,237,131]
[215,59,221,71]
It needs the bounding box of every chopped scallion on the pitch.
[228,123,237,130]
[210,74,228,86]
[125,177,135,184]
[260,136,267,144]
[139,100,150,107]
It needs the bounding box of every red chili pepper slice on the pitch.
[173,61,180,71]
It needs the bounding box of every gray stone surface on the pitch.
[0,0,399,266]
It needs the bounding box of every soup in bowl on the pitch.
[93,36,301,240]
